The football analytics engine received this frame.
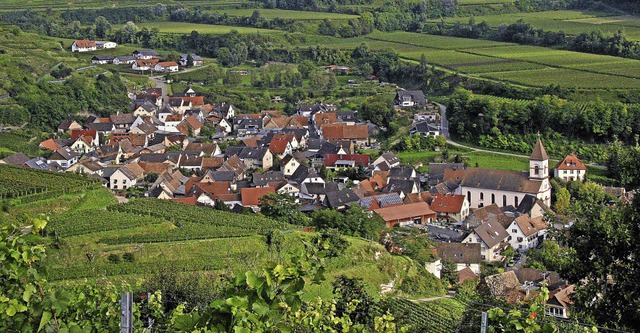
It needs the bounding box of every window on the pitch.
[517,237,523,242]
[512,229,517,233]
[503,195,507,206]
[113,185,118,189]
[480,192,484,201]
[491,194,495,204]
[515,196,519,207]
[413,217,422,224]
[467,191,471,205]
[534,165,540,175]
[570,169,574,174]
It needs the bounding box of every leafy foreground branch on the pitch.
[0,218,403,332]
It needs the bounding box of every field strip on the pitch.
[456,48,640,81]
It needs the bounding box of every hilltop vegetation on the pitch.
[0,27,129,128]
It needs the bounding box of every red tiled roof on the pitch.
[196,181,230,197]
[202,157,224,170]
[158,61,179,67]
[555,154,586,171]
[373,202,436,222]
[314,112,337,125]
[323,154,370,167]
[135,59,159,67]
[74,39,96,48]
[139,162,170,175]
[321,124,368,140]
[242,137,261,148]
[184,115,203,129]
[39,139,60,151]
[71,129,97,141]
[430,194,466,213]
[241,187,275,207]
[269,134,293,154]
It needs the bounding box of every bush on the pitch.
[123,252,135,262]
[107,253,121,264]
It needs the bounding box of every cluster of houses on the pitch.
[0,84,595,318]
[82,44,204,73]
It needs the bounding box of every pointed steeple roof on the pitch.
[530,138,548,161]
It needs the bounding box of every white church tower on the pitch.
[529,138,549,180]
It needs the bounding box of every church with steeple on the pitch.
[442,138,552,209]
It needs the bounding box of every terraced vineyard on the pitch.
[0,164,101,200]
[381,298,468,333]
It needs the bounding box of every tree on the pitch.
[441,259,459,285]
[566,197,640,330]
[312,229,348,258]
[553,186,570,215]
[258,192,308,225]
[298,60,316,79]
[166,51,180,62]
[94,16,111,38]
[121,21,138,44]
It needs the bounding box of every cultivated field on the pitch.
[207,8,359,20]
[138,22,282,35]
[439,10,640,41]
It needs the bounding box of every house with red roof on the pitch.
[320,123,369,145]
[39,139,61,151]
[70,129,99,154]
[269,134,293,157]
[373,201,436,228]
[241,187,276,210]
[154,61,179,72]
[71,39,96,52]
[323,154,370,169]
[430,193,469,223]
[553,154,586,182]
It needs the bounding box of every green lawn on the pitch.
[207,8,359,20]
[397,149,530,171]
[439,10,640,41]
[138,22,283,35]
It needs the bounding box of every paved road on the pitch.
[150,65,210,106]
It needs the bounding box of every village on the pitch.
[0,58,606,319]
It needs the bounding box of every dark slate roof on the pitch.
[224,146,244,159]
[87,122,115,132]
[455,169,542,194]
[2,153,29,166]
[336,110,357,122]
[253,171,285,187]
[288,164,309,184]
[396,90,427,105]
[358,193,403,208]
[239,147,269,160]
[411,121,439,134]
[429,163,465,183]
[180,53,203,61]
[388,167,415,180]
[92,55,115,61]
[206,170,235,182]
[379,152,400,166]
[474,221,509,248]
[23,158,51,170]
[383,178,417,194]
[138,153,170,163]
[133,49,159,56]
[325,189,360,208]
[426,225,467,242]
[437,242,482,264]
[115,55,135,61]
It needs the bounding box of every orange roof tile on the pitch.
[39,139,60,151]
[321,124,368,140]
[431,194,466,213]
[555,154,586,171]
[241,187,275,207]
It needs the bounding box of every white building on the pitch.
[71,40,96,52]
[445,139,551,209]
[554,154,587,182]
[507,214,548,252]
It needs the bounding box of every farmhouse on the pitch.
[132,59,160,71]
[154,61,179,72]
[179,53,204,67]
[71,39,96,52]
[410,121,440,137]
[436,242,482,275]
[554,154,586,182]
[462,220,510,262]
[430,193,469,223]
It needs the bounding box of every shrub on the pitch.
[107,253,121,264]
[123,252,135,262]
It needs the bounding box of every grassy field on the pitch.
[138,22,283,35]
[207,8,359,20]
[397,149,531,171]
[439,10,640,41]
